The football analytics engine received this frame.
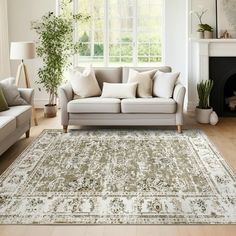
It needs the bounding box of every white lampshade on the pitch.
[10,41,36,60]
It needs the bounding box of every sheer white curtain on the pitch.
[0,0,10,79]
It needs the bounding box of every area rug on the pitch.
[0,129,235,224]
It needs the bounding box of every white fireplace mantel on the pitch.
[188,38,236,111]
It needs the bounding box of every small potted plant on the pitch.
[196,80,214,124]
[32,11,89,117]
[191,8,213,39]
[199,24,214,39]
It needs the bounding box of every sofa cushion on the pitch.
[127,69,156,98]
[68,67,101,98]
[68,97,121,113]
[122,66,172,83]
[101,82,137,99]
[0,116,16,143]
[75,67,122,89]
[0,77,27,106]
[121,98,176,114]
[153,71,180,98]
[0,105,31,127]
[0,87,9,112]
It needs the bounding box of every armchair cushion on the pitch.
[18,88,34,105]
[0,116,16,143]
[0,87,9,112]
[0,77,27,106]
[0,105,31,127]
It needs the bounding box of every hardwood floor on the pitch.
[0,109,235,236]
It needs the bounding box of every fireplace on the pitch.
[190,39,236,112]
[209,57,236,117]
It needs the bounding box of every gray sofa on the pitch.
[59,66,186,133]
[0,88,34,155]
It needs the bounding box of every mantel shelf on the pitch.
[189,38,236,43]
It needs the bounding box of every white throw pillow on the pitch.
[153,71,180,98]
[0,77,27,106]
[69,67,101,98]
[127,69,157,98]
[101,82,137,99]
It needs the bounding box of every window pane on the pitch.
[109,0,134,65]
[94,44,104,56]
[60,0,163,66]
[109,44,120,57]
[121,43,132,56]
[77,0,104,66]
[137,0,162,65]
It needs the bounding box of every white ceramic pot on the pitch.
[44,104,57,118]
[204,31,213,39]
[210,111,219,125]
[197,31,204,39]
[196,107,213,124]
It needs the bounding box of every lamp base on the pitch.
[16,61,38,126]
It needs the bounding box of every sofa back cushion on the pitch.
[76,67,122,89]
[122,66,172,83]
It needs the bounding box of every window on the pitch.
[59,0,163,66]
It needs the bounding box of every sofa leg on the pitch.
[26,130,30,138]
[177,125,182,134]
[63,125,68,133]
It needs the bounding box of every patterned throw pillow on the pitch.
[0,87,9,112]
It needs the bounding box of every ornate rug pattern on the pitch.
[0,129,235,224]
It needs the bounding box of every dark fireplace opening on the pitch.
[209,57,236,117]
[224,75,236,114]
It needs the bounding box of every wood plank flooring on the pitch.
[0,110,235,236]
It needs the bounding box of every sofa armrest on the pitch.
[18,88,34,105]
[59,83,73,126]
[173,83,186,125]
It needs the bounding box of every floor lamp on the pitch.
[10,41,38,126]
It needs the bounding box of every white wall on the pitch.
[164,0,188,109]
[190,0,216,38]
[0,0,10,79]
[188,0,217,110]
[6,0,193,109]
[7,0,55,107]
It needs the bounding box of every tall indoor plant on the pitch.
[32,11,89,117]
[196,80,214,123]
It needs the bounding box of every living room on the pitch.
[0,0,235,235]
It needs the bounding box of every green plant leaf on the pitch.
[31,11,90,105]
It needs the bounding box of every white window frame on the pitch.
[57,0,164,67]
